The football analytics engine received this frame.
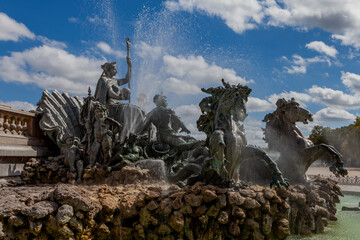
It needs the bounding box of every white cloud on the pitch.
[305,41,338,58]
[96,42,111,54]
[163,55,252,85]
[265,0,360,48]
[284,55,307,74]
[347,48,360,59]
[249,83,360,114]
[173,105,204,140]
[284,54,331,74]
[247,97,274,112]
[341,71,360,94]
[285,64,306,74]
[244,91,312,113]
[165,0,264,34]
[96,42,124,58]
[0,12,35,41]
[135,42,162,60]
[0,45,104,95]
[307,85,360,109]
[37,36,67,49]
[68,17,79,23]
[243,118,266,146]
[186,123,206,140]
[166,0,360,48]
[264,0,356,31]
[132,41,250,104]
[314,108,356,122]
[332,30,360,49]
[268,91,312,106]
[163,77,202,95]
[0,101,36,112]
[175,104,201,123]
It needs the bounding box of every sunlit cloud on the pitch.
[165,0,264,34]
[283,54,331,74]
[163,77,202,95]
[314,107,356,122]
[341,71,360,94]
[0,101,36,112]
[0,45,104,95]
[167,0,360,48]
[0,12,35,41]
[96,42,125,58]
[305,41,338,58]
[247,97,274,112]
[163,55,252,85]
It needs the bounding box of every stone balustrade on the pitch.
[308,174,360,186]
[0,112,30,136]
[0,104,40,138]
[0,104,49,177]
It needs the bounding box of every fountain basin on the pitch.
[289,194,360,240]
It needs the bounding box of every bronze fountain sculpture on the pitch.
[0,32,346,239]
[196,79,289,187]
[262,98,348,183]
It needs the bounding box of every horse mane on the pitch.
[197,79,251,139]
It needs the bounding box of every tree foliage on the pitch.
[309,117,360,167]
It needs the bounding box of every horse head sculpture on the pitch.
[263,98,347,183]
[217,79,251,123]
[276,98,313,125]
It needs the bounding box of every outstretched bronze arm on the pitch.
[170,110,191,134]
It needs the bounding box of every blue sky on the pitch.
[1,0,360,146]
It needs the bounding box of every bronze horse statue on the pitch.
[197,79,288,187]
[262,98,348,183]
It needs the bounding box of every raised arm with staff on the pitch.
[126,37,131,103]
[94,38,132,105]
[92,38,145,144]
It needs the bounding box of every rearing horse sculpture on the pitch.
[263,98,348,183]
[197,79,288,187]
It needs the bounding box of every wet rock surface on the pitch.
[21,201,58,219]
[0,177,342,240]
[22,158,154,185]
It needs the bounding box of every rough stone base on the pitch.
[0,177,341,240]
[21,158,157,185]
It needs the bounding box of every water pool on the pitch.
[289,195,360,240]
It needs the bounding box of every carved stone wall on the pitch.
[0,104,49,178]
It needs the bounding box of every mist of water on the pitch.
[82,0,119,49]
[84,1,193,111]
[85,0,255,143]
[131,6,191,111]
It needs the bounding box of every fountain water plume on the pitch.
[132,6,191,111]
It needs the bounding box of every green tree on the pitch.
[310,119,360,167]
[309,125,324,144]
